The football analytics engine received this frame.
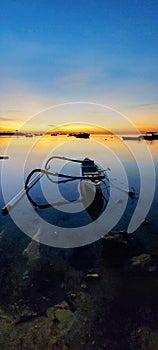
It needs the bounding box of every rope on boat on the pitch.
[103,178,136,199]
[101,167,136,199]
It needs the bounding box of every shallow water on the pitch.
[0,134,158,350]
[0,134,158,247]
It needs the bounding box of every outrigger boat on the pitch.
[2,156,109,218]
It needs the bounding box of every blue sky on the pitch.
[0,0,158,131]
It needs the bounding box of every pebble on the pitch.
[69,293,77,298]
[54,301,69,310]
[86,273,100,278]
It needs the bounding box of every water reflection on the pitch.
[0,135,157,247]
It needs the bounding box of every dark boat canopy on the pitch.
[81,158,98,175]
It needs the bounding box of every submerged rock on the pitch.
[80,283,87,290]
[131,253,151,266]
[23,240,40,267]
[47,301,76,336]
[102,232,129,245]
[22,229,41,270]
[130,253,157,272]
[0,307,13,323]
[130,327,158,350]
[101,232,129,265]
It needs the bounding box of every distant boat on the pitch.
[51,132,59,136]
[34,133,44,136]
[14,131,25,136]
[68,132,90,139]
[25,133,33,137]
[80,181,106,220]
[76,132,90,138]
[122,136,141,141]
[0,131,25,136]
[0,132,14,136]
[142,132,158,140]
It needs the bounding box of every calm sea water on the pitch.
[0,134,158,248]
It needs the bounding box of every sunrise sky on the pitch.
[0,0,158,133]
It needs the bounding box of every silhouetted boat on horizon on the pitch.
[0,132,14,136]
[122,132,158,141]
[68,132,90,139]
[0,131,25,136]
[122,136,141,141]
[142,132,158,140]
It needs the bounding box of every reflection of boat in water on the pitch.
[80,157,109,220]
[80,181,108,220]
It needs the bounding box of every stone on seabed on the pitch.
[22,239,40,270]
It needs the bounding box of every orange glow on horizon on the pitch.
[0,118,158,134]
[50,123,112,134]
